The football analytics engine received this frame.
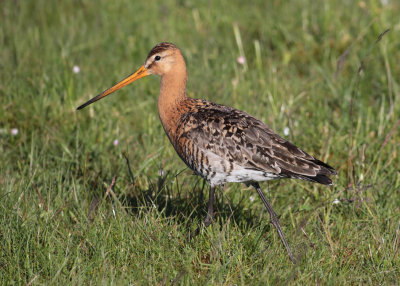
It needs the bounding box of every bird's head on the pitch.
[144,42,183,76]
[77,42,184,110]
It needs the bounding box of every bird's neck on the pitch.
[158,68,188,140]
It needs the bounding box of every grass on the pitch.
[1,0,400,284]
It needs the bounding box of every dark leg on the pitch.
[253,182,295,263]
[190,185,216,239]
[204,185,215,227]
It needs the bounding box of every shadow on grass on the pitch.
[118,169,263,232]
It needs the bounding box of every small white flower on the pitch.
[113,139,119,146]
[332,199,340,205]
[158,169,164,177]
[73,65,80,74]
[237,56,246,65]
[11,128,18,136]
[283,127,290,136]
[359,173,364,181]
[249,195,255,202]
[381,0,389,5]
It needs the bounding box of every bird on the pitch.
[77,42,336,262]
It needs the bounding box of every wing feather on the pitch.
[175,99,336,184]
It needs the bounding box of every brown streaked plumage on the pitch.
[77,42,336,262]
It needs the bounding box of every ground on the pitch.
[1,0,399,284]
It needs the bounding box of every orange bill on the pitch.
[77,65,149,110]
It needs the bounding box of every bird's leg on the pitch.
[204,185,215,227]
[253,182,295,263]
[190,185,216,239]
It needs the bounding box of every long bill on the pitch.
[77,65,149,110]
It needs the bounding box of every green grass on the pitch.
[1,0,400,284]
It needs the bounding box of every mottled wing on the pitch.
[175,100,336,184]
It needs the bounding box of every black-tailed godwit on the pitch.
[78,42,336,262]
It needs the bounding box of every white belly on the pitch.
[210,168,279,186]
[198,150,280,186]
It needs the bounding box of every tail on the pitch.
[297,159,337,185]
[301,173,334,185]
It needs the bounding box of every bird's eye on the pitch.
[155,55,161,61]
